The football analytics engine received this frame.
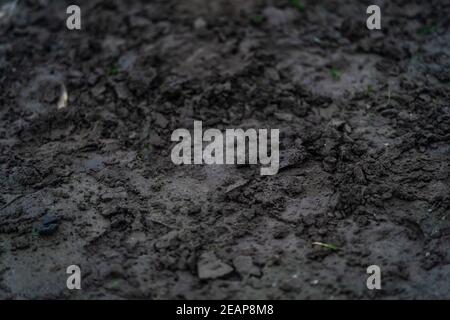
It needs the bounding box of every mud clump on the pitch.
[197,252,233,280]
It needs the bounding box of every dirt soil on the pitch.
[0,0,449,299]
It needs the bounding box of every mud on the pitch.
[0,0,449,299]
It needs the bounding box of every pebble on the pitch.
[194,18,207,30]
[38,214,59,236]
[197,252,233,280]
[233,255,260,276]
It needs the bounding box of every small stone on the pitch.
[233,255,260,276]
[42,214,59,226]
[194,18,207,30]
[38,223,58,236]
[197,252,233,279]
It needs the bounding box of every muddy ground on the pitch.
[0,0,449,299]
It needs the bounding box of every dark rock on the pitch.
[38,214,60,236]
[197,252,233,279]
[38,223,59,236]
[42,214,59,226]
